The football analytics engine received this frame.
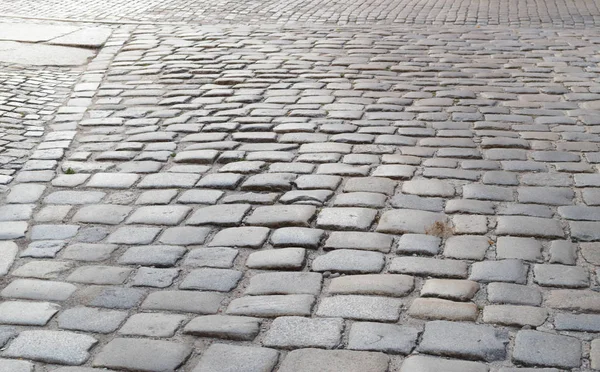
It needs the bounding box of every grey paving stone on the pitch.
[126,205,191,225]
[183,247,238,268]
[546,289,600,312]
[180,268,242,292]
[533,264,589,288]
[518,187,574,206]
[487,282,541,305]
[496,237,542,261]
[348,322,420,354]
[61,243,118,262]
[186,204,251,226]
[141,290,224,314]
[138,173,200,188]
[136,189,178,205]
[555,313,600,332]
[263,316,343,349]
[193,344,278,372]
[246,248,305,269]
[483,305,548,327]
[72,205,132,225]
[344,177,396,195]
[106,226,162,244]
[445,199,495,215]
[408,298,478,321]
[57,307,128,333]
[30,224,79,240]
[513,330,581,369]
[0,204,34,221]
[208,226,270,248]
[2,330,97,365]
[118,313,186,337]
[316,207,377,230]
[390,257,468,278]
[496,216,564,238]
[246,272,321,296]
[0,241,18,276]
[0,300,59,326]
[396,234,441,255]
[271,227,324,248]
[86,172,139,188]
[0,359,33,372]
[592,339,600,371]
[312,249,384,273]
[119,245,186,267]
[227,295,315,317]
[246,205,316,227]
[443,235,490,260]
[328,274,413,297]
[316,295,401,321]
[79,286,145,309]
[418,321,508,362]
[569,221,600,241]
[93,338,191,371]
[402,179,455,197]
[400,355,488,372]
[421,279,479,301]
[324,231,392,253]
[131,267,179,288]
[377,209,447,234]
[183,315,260,341]
[1,279,76,301]
[44,191,105,204]
[158,226,211,245]
[67,266,132,285]
[470,259,528,284]
[6,183,46,204]
[278,348,389,372]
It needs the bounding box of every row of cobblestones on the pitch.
[1,0,599,27]
[0,64,80,179]
[0,23,599,371]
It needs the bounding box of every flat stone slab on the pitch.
[2,330,97,365]
[0,41,95,66]
[48,27,112,48]
[278,348,389,372]
[512,330,581,368]
[0,23,78,42]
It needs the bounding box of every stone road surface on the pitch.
[1,0,600,371]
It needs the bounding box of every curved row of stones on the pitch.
[1,22,600,372]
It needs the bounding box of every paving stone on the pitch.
[119,245,186,267]
[545,289,600,312]
[312,249,384,273]
[141,291,224,314]
[180,268,242,292]
[67,266,132,285]
[246,248,305,269]
[193,344,278,372]
[44,191,105,204]
[72,205,132,225]
[470,259,528,284]
[30,224,79,240]
[57,307,128,333]
[496,216,564,238]
[278,348,389,372]
[61,243,118,262]
[208,226,269,248]
[86,172,139,188]
[0,359,33,372]
[402,179,455,197]
[183,315,260,341]
[1,279,76,301]
[93,338,191,371]
[400,355,488,372]
[582,242,600,265]
[158,226,212,245]
[106,226,162,244]
[418,321,508,361]
[328,274,413,297]
[348,322,420,354]
[227,295,315,317]
[592,339,600,370]
[496,237,543,261]
[512,330,581,369]
[20,240,65,258]
[421,279,479,301]
[0,241,18,276]
[316,207,377,230]
[396,234,441,255]
[245,272,321,295]
[555,313,600,332]
[0,300,59,326]
[377,209,447,234]
[483,305,548,327]
[131,267,179,288]
[325,231,392,252]
[79,286,145,309]
[263,316,343,349]
[271,227,324,248]
[2,330,97,365]
[0,204,34,221]
[518,187,574,205]
[390,194,445,212]
[183,247,238,268]
[390,257,468,278]
[12,260,72,279]
[570,221,600,241]
[487,282,542,306]
[186,204,251,226]
[6,183,45,203]
[246,205,316,227]
[316,295,401,321]
[444,235,490,260]
[126,205,191,225]
[118,313,186,337]
[533,264,589,288]
[408,298,478,321]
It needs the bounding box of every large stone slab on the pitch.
[0,23,78,42]
[0,41,95,66]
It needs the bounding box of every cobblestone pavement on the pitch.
[0,64,81,178]
[1,0,600,27]
[2,0,600,371]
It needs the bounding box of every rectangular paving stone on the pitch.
[208,227,270,248]
[545,290,600,312]
[93,338,191,372]
[141,291,224,314]
[246,205,316,227]
[482,305,548,327]
[126,206,191,225]
[555,313,600,332]
[278,349,389,372]
[245,272,322,295]
[513,330,581,369]
[0,301,59,326]
[316,295,401,321]
[118,245,186,267]
[263,316,343,349]
[349,322,420,355]
[2,330,97,365]
[193,344,278,372]
[57,307,128,334]
[106,226,162,244]
[400,355,488,372]
[0,242,18,276]
[180,268,242,292]
[226,295,315,317]
[376,209,447,234]
[328,274,414,297]
[183,315,260,341]
[1,279,76,301]
[118,313,186,337]
[496,216,564,238]
[390,257,468,278]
